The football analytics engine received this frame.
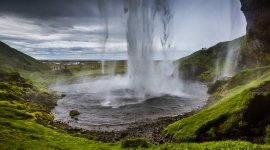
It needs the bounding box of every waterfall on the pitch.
[89,0,184,108]
[125,0,155,97]
[217,0,243,79]
[125,0,176,98]
[222,43,240,77]
[98,0,108,74]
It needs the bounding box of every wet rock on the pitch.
[61,94,66,97]
[69,110,80,116]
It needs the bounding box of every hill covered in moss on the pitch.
[0,41,50,72]
[176,36,245,82]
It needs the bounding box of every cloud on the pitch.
[0,0,246,60]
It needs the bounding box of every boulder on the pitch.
[69,110,80,116]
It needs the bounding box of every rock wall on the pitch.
[238,0,270,68]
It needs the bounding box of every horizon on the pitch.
[0,0,246,60]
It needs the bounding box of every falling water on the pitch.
[222,44,239,77]
[125,0,177,99]
[51,0,209,130]
[98,0,108,74]
[220,0,242,78]
[125,0,156,98]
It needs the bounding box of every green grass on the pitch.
[0,70,269,149]
[11,61,127,87]
[1,106,270,150]
[0,114,121,150]
[1,112,270,150]
[2,41,270,149]
[0,41,50,72]
[176,36,245,81]
[0,68,269,149]
[163,65,270,143]
[158,141,270,150]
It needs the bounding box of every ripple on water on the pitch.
[51,82,208,131]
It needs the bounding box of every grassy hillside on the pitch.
[0,70,269,150]
[1,41,270,149]
[0,41,50,72]
[163,65,270,144]
[177,36,245,82]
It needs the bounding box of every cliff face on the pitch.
[238,0,270,68]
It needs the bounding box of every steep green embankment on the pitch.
[177,36,245,82]
[164,66,270,143]
[0,41,50,72]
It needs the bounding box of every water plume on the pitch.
[217,0,245,79]
[98,0,109,74]
[54,0,188,108]
[51,0,208,130]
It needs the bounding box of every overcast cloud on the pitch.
[0,0,246,60]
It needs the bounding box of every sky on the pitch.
[0,0,246,60]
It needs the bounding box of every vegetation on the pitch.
[0,41,50,72]
[176,36,245,82]
[2,35,270,149]
[164,65,270,144]
[69,110,80,116]
[120,138,154,148]
[1,69,268,149]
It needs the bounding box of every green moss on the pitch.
[176,36,245,81]
[206,127,216,139]
[265,125,270,144]
[158,141,270,150]
[164,66,270,143]
[0,41,50,72]
[1,95,270,149]
[69,110,80,116]
[120,138,154,149]
[1,40,270,149]
[164,89,256,142]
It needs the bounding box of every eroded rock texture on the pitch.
[239,0,270,68]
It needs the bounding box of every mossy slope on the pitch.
[0,41,50,72]
[1,66,269,149]
[177,36,244,82]
[164,65,270,144]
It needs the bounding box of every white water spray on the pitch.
[125,0,156,98]
[93,0,184,107]
[51,1,209,129]
[98,0,108,74]
[218,0,244,79]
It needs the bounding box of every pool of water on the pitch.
[50,79,208,131]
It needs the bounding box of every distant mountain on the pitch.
[0,41,50,72]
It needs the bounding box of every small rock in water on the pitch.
[69,110,80,116]
[61,94,66,97]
